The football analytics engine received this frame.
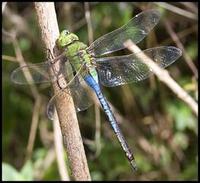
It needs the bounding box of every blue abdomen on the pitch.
[84,74,120,133]
[84,74,135,168]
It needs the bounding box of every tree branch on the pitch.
[53,111,70,180]
[34,2,91,180]
[124,40,198,116]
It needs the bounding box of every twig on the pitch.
[34,147,56,180]
[160,24,197,46]
[26,96,41,160]
[53,111,70,180]
[34,2,91,180]
[3,27,42,164]
[38,118,54,146]
[7,32,42,161]
[124,40,198,116]
[84,2,94,44]
[3,6,33,41]
[71,18,86,32]
[2,55,19,62]
[164,20,198,79]
[84,2,102,158]
[12,35,39,99]
[94,104,101,157]
[179,2,198,14]
[154,2,198,20]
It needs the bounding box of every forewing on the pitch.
[10,57,81,85]
[95,46,182,87]
[88,9,161,56]
[11,62,55,85]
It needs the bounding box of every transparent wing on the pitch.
[88,9,161,56]
[46,74,93,120]
[11,61,54,84]
[11,58,80,85]
[95,46,182,87]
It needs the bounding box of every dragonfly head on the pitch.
[57,30,79,48]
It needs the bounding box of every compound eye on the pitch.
[65,30,69,35]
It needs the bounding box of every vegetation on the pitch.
[2,2,198,181]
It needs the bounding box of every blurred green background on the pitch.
[2,2,198,181]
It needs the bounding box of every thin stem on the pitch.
[124,40,198,116]
[26,96,41,160]
[84,2,94,45]
[160,24,197,46]
[2,55,19,62]
[164,20,198,79]
[154,2,198,20]
[53,111,70,180]
[84,2,102,157]
[34,2,91,180]
[34,148,56,179]
[179,2,198,14]
[12,35,39,98]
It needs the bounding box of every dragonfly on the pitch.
[11,9,182,171]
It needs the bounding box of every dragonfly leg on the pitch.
[45,48,67,65]
[49,52,66,64]
[46,48,54,59]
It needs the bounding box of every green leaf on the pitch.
[160,145,171,166]
[2,163,26,181]
[166,102,197,133]
[135,153,152,172]
[172,132,189,150]
[19,38,31,51]
[20,160,34,180]
[91,171,103,181]
[186,41,197,60]
[180,161,198,180]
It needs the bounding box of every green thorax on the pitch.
[57,30,98,81]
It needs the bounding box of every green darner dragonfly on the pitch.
[11,9,182,171]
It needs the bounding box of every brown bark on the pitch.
[34,2,91,180]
